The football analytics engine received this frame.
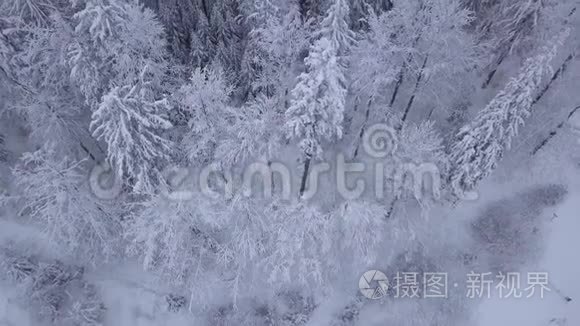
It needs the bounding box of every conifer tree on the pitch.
[450,32,566,195]
[285,0,354,195]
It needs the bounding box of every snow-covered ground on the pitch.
[478,190,580,326]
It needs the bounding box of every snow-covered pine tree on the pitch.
[72,0,174,194]
[156,0,196,62]
[239,0,280,99]
[70,0,168,106]
[209,0,246,90]
[286,0,354,195]
[190,9,214,68]
[317,0,355,55]
[286,38,347,158]
[449,31,567,196]
[90,67,173,194]
[69,0,125,104]
[72,0,124,45]
[114,2,168,87]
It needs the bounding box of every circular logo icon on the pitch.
[363,124,398,158]
[89,162,123,200]
[359,270,389,300]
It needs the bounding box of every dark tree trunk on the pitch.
[400,56,428,126]
[531,105,580,156]
[389,70,404,107]
[299,156,311,197]
[385,197,397,219]
[352,98,373,159]
[482,50,508,89]
[532,53,574,106]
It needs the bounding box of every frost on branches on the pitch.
[71,0,168,105]
[128,193,388,308]
[90,68,173,194]
[0,0,56,26]
[11,147,120,260]
[176,65,234,165]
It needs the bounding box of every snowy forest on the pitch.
[0,0,580,325]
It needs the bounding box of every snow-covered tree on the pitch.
[245,0,310,103]
[349,0,393,30]
[126,192,225,292]
[471,0,561,88]
[317,0,354,54]
[176,65,234,165]
[286,0,354,194]
[350,0,478,119]
[114,2,168,86]
[0,0,56,26]
[71,0,168,105]
[156,0,196,61]
[12,147,121,260]
[190,10,214,68]
[0,15,24,114]
[70,0,174,194]
[72,0,124,44]
[346,0,479,162]
[286,38,347,160]
[385,119,448,217]
[90,68,173,194]
[3,11,96,159]
[239,0,280,98]
[209,0,246,89]
[204,96,279,172]
[449,32,566,195]
[298,0,323,21]
[128,192,388,307]
[0,15,21,92]
[69,0,125,104]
